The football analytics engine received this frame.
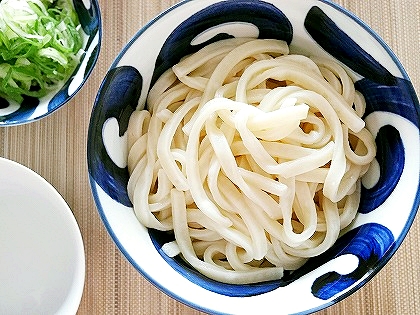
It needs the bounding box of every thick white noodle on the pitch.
[126,38,376,284]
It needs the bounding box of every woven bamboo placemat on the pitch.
[0,0,418,314]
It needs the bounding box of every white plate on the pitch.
[0,158,85,315]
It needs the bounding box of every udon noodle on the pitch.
[126,38,376,284]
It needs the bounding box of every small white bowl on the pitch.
[0,158,85,315]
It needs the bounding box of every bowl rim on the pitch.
[88,0,420,314]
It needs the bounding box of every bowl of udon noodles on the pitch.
[87,0,420,313]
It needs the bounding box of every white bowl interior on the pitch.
[0,158,85,315]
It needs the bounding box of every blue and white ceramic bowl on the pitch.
[87,0,420,314]
[0,0,101,126]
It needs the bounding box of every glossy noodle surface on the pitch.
[126,38,376,284]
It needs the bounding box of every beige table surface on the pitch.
[0,0,419,314]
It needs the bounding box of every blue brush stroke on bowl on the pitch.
[304,6,396,86]
[152,0,293,86]
[73,0,100,37]
[87,66,141,207]
[357,78,420,128]
[0,96,38,124]
[49,89,71,112]
[310,223,395,300]
[355,77,413,213]
[359,125,404,213]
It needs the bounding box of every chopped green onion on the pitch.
[0,0,84,103]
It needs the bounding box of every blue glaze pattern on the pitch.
[88,66,141,207]
[73,0,100,37]
[359,125,404,213]
[304,6,396,86]
[277,224,394,300]
[49,88,72,112]
[152,0,292,85]
[357,78,420,128]
[0,96,38,124]
[311,223,395,300]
